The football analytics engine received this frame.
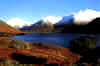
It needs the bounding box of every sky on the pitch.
[0,0,100,23]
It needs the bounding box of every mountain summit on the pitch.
[54,15,74,26]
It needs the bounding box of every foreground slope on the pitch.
[0,20,21,34]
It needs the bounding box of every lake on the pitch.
[9,33,99,48]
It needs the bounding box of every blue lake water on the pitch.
[9,33,99,48]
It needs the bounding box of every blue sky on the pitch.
[0,0,100,23]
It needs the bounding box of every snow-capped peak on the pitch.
[7,18,32,28]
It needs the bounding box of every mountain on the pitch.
[20,20,54,32]
[20,14,100,34]
[54,15,74,27]
[20,16,62,32]
[54,17,100,34]
[53,9,100,34]
[55,15,74,25]
[0,20,21,34]
[84,17,100,34]
[54,15,75,32]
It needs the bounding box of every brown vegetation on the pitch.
[0,20,22,34]
[7,41,81,65]
[0,37,81,65]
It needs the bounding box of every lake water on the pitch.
[9,33,99,48]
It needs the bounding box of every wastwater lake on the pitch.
[9,33,100,48]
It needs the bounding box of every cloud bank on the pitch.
[7,18,32,28]
[42,9,100,25]
[74,9,100,25]
[43,16,62,24]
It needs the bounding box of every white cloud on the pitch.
[43,16,62,24]
[7,18,32,28]
[74,9,100,25]
[42,9,100,25]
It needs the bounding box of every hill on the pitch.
[54,17,100,34]
[0,20,21,34]
[20,20,54,32]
